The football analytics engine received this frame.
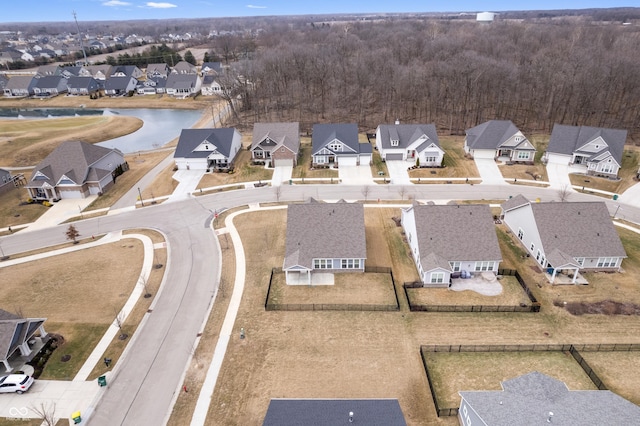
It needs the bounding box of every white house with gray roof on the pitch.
[166,73,201,98]
[459,372,640,426]
[283,200,366,285]
[251,122,300,167]
[0,309,47,373]
[25,141,126,202]
[401,203,502,287]
[376,121,444,166]
[543,124,627,179]
[174,128,242,171]
[501,195,626,283]
[311,123,372,167]
[464,120,535,162]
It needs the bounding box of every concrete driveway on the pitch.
[271,165,293,187]
[24,196,97,232]
[338,165,373,185]
[474,158,506,185]
[385,161,412,185]
[618,182,640,209]
[165,169,205,202]
[545,163,574,190]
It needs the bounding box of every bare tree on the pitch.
[398,186,408,201]
[139,276,152,298]
[557,184,572,202]
[361,185,371,201]
[30,402,56,426]
[274,185,282,202]
[66,224,80,244]
[114,309,127,340]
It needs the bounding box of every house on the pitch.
[543,124,627,179]
[464,120,535,162]
[251,122,300,167]
[85,64,112,81]
[283,200,366,285]
[165,74,201,98]
[146,63,170,79]
[59,65,83,79]
[200,74,222,96]
[501,195,626,283]
[0,309,48,373]
[459,372,640,426]
[173,128,242,171]
[136,76,166,95]
[0,168,19,196]
[104,76,138,96]
[110,65,143,79]
[3,75,36,97]
[32,75,67,97]
[376,121,444,166]
[401,203,502,286]
[263,399,406,426]
[172,60,197,74]
[66,76,100,96]
[311,123,372,167]
[200,61,222,76]
[25,141,126,202]
[0,74,8,92]
[36,64,61,77]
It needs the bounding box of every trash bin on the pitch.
[613,194,618,200]
[98,375,107,387]
[72,411,82,424]
[289,179,292,185]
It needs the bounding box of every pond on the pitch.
[0,107,203,153]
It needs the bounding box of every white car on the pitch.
[0,374,35,394]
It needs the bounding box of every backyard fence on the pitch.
[419,343,640,417]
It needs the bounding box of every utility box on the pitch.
[98,375,107,387]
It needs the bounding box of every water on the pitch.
[0,107,202,153]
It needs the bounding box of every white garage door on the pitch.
[472,149,496,159]
[359,154,372,165]
[273,158,293,167]
[338,156,358,166]
[546,153,570,165]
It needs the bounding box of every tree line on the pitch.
[229,18,640,139]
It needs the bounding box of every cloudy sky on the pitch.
[1,0,636,23]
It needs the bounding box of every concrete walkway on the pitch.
[385,161,412,185]
[474,158,506,185]
[271,165,293,187]
[111,151,174,210]
[23,196,97,232]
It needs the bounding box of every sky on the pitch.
[1,1,639,24]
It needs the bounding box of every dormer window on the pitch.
[515,136,522,142]
[391,139,399,147]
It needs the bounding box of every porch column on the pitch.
[551,269,557,284]
[572,268,578,284]
[19,342,31,357]
[308,271,311,286]
[2,359,12,373]
[39,324,47,338]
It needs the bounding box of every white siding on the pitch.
[503,204,546,265]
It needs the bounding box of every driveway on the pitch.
[165,169,205,203]
[385,161,412,185]
[474,158,506,185]
[271,165,293,187]
[545,163,574,190]
[338,165,373,185]
[618,182,640,209]
[24,196,97,232]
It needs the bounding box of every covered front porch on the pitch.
[284,269,335,286]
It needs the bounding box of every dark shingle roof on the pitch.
[174,128,238,159]
[67,76,97,90]
[460,372,640,425]
[166,73,198,89]
[283,201,366,270]
[465,120,522,150]
[5,75,34,90]
[377,123,440,151]
[312,123,360,155]
[409,204,502,268]
[263,399,406,426]
[501,194,530,212]
[547,124,627,164]
[104,76,135,91]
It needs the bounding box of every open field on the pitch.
[408,136,479,180]
[0,116,143,167]
[569,145,640,195]
[423,351,598,407]
[200,206,640,425]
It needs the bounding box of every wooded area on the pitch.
[227,19,640,139]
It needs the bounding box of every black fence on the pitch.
[265,267,401,312]
[419,343,640,417]
[403,268,540,313]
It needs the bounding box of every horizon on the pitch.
[1,2,638,25]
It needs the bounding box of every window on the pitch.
[601,163,614,174]
[597,257,618,268]
[514,136,522,142]
[341,259,361,269]
[391,139,399,147]
[536,250,541,261]
[430,272,445,283]
[475,261,494,272]
[449,262,461,272]
[539,255,545,266]
[530,243,535,252]
[575,257,585,266]
[425,156,437,162]
[315,156,326,164]
[517,151,530,160]
[329,143,342,151]
[517,228,524,240]
[314,259,332,269]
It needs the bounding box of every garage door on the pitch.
[385,153,404,161]
[338,156,358,166]
[273,158,293,167]
[546,153,570,165]
[472,149,496,159]
[359,154,372,165]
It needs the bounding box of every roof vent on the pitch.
[547,412,554,423]
[349,411,354,423]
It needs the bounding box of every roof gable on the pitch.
[465,120,522,150]
[174,128,238,159]
[377,123,440,151]
[312,123,360,155]
[547,124,627,163]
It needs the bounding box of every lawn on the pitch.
[579,351,640,405]
[408,136,479,180]
[422,351,597,408]
[0,116,142,167]
[197,150,273,189]
[140,162,179,201]
[0,173,50,229]
[291,139,339,179]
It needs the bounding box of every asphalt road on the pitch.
[1,183,638,425]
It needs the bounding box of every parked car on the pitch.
[0,374,35,394]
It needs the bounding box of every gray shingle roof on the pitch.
[104,76,135,91]
[26,141,121,188]
[501,194,529,213]
[166,73,198,89]
[174,128,238,159]
[4,75,34,90]
[547,124,627,164]
[312,123,360,155]
[377,123,440,151]
[283,201,366,270]
[409,204,502,268]
[66,76,98,90]
[460,372,640,425]
[465,120,522,150]
[530,201,626,260]
[263,399,406,426]
[252,122,300,154]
